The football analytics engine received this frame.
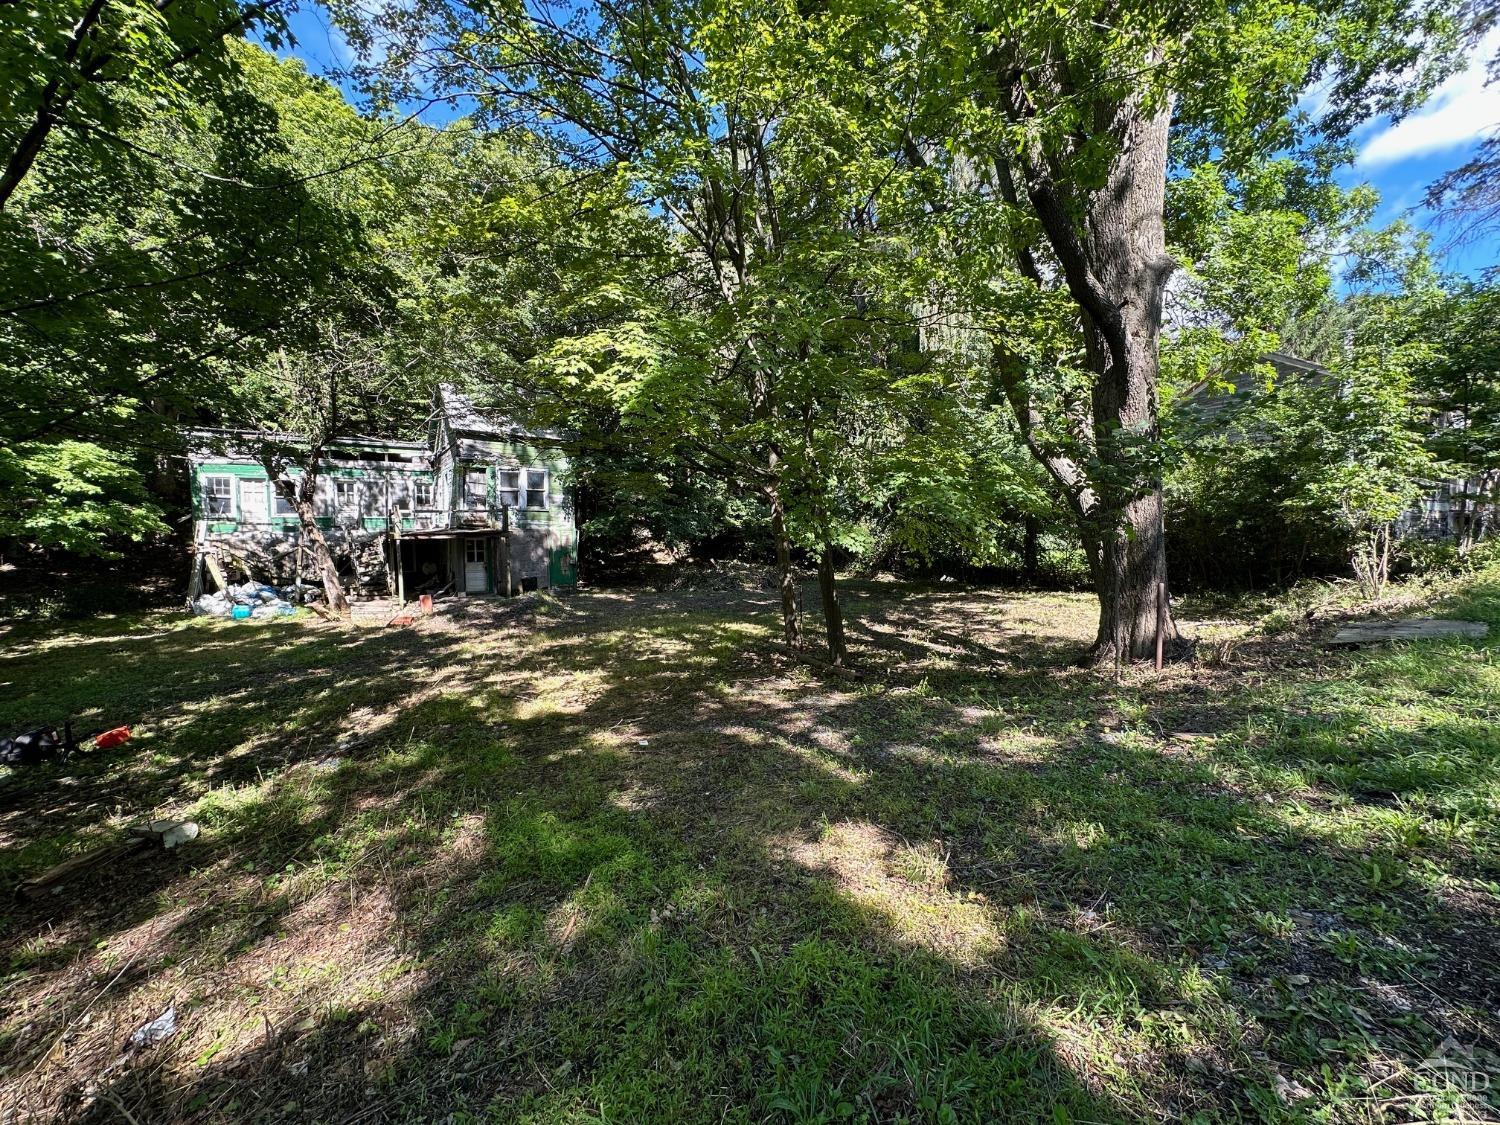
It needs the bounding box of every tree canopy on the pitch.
[2,0,1496,646]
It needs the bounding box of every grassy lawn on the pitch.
[1,574,1497,1122]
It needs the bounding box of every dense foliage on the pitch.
[2,0,1496,634]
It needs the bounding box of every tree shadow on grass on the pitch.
[2,585,1497,1122]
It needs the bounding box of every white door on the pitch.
[239,480,269,524]
[464,538,488,593]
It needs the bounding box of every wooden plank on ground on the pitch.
[17,839,145,899]
[1328,618,1488,646]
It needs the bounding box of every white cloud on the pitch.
[1358,29,1500,168]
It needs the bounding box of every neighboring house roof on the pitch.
[1175,351,1331,428]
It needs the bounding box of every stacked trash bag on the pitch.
[192,582,315,619]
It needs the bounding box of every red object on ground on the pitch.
[93,725,131,750]
[388,614,415,627]
[419,594,433,614]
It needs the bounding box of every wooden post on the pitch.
[205,552,229,593]
[501,505,512,596]
[1154,581,1166,673]
[391,506,405,606]
[187,553,204,602]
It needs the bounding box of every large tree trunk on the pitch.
[817,545,847,666]
[1009,88,1181,664]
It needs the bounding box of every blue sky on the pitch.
[1340,26,1500,278]
[271,7,1500,279]
[275,6,361,85]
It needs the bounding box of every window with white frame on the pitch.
[462,470,487,510]
[272,482,297,517]
[414,479,434,508]
[335,480,358,511]
[497,469,520,509]
[524,469,548,510]
[204,475,233,517]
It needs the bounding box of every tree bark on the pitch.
[769,482,801,649]
[1022,514,1039,585]
[264,458,349,615]
[817,545,847,665]
[1004,87,1181,664]
[289,480,349,614]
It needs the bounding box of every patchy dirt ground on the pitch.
[0,577,1497,1122]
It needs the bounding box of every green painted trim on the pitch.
[197,464,270,479]
[209,521,238,533]
[486,441,568,470]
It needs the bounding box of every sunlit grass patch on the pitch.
[793,821,1005,964]
[1,575,1498,1122]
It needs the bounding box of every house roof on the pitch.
[436,384,508,438]
[186,427,428,451]
[185,428,431,470]
[435,384,561,444]
[184,385,564,471]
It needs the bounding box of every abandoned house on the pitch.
[187,385,578,598]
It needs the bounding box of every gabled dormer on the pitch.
[428,384,568,531]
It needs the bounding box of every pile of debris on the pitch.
[658,559,777,592]
[191,581,309,620]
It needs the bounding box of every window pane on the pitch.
[525,470,547,509]
[205,477,232,515]
[498,469,520,507]
[465,472,487,507]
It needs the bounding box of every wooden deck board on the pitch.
[1328,618,1489,646]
